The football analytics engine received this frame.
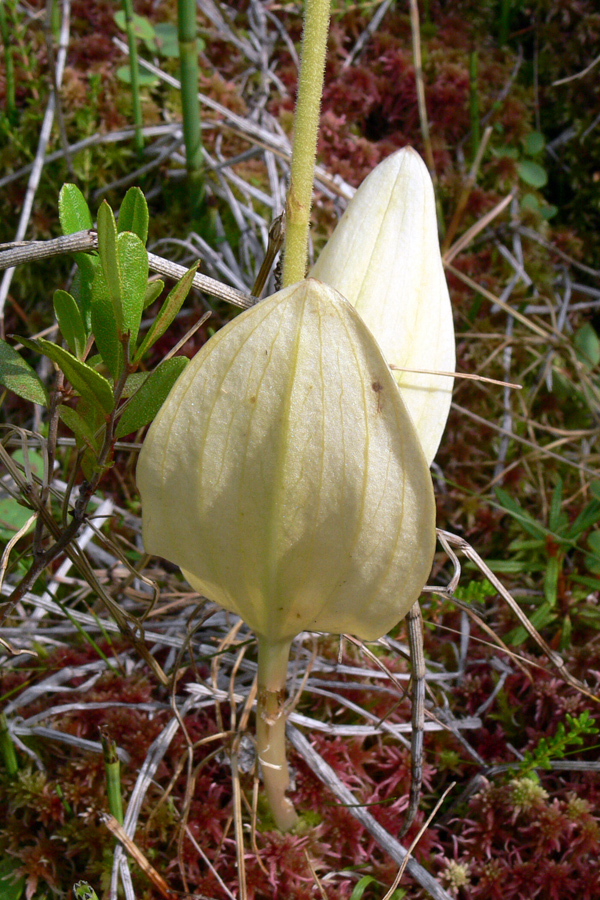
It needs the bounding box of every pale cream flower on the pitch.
[311,147,455,465]
[138,278,436,645]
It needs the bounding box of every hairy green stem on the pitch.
[282,0,331,287]
[121,0,144,154]
[256,635,298,831]
[177,0,203,203]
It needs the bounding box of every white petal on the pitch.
[310,147,455,465]
[137,279,436,643]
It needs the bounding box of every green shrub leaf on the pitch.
[59,183,93,235]
[58,404,101,452]
[91,266,123,379]
[71,253,98,333]
[21,337,114,415]
[0,339,48,405]
[118,186,149,245]
[117,231,148,347]
[54,290,87,359]
[134,264,198,363]
[97,201,123,334]
[97,201,148,351]
[115,356,188,438]
[143,279,164,309]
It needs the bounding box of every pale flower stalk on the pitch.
[137,279,437,830]
[311,146,455,465]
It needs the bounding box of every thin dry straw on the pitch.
[390,365,522,390]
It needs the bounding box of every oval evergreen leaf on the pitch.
[53,290,87,359]
[97,201,123,334]
[118,187,149,245]
[115,356,188,438]
[0,339,48,405]
[134,264,197,363]
[143,279,164,309]
[91,266,123,380]
[58,404,101,452]
[36,338,114,414]
[59,183,93,235]
[117,231,148,347]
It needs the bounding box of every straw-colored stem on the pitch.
[177,0,203,203]
[282,0,331,287]
[121,0,144,154]
[0,1,16,122]
[256,635,298,831]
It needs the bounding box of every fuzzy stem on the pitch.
[282,0,331,287]
[256,635,298,831]
[177,0,203,205]
[121,0,144,154]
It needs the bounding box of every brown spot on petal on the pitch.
[372,380,383,412]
